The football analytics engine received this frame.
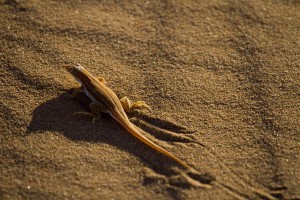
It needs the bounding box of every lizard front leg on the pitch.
[120,96,151,115]
[74,102,108,124]
[97,76,107,85]
[71,86,84,98]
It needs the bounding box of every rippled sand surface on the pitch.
[1,0,299,199]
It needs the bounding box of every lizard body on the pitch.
[65,64,192,170]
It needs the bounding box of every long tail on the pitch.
[114,113,192,170]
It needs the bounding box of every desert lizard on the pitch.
[65,64,192,170]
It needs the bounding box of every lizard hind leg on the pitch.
[120,96,151,115]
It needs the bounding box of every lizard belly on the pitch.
[83,87,98,103]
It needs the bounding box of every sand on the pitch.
[1,0,299,199]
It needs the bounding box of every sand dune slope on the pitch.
[1,0,299,199]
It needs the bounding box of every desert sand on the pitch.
[1,0,299,199]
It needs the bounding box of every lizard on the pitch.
[65,64,193,170]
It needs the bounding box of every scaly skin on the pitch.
[65,64,192,170]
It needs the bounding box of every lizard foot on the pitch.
[73,111,95,119]
[120,96,151,115]
[73,111,101,124]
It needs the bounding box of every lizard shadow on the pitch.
[27,91,214,192]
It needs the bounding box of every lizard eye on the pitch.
[65,65,75,72]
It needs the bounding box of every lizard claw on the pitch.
[73,111,95,119]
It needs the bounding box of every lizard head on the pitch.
[65,64,102,89]
[64,64,88,84]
